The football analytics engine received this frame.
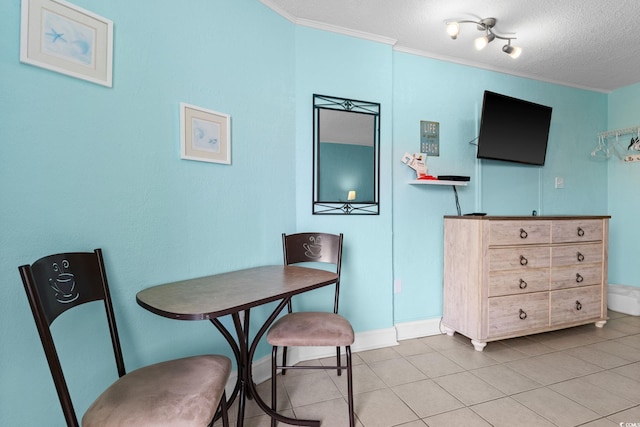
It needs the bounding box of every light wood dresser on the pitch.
[442,215,610,351]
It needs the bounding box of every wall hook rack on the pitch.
[593,126,640,162]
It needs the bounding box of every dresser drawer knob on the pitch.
[519,279,528,289]
[575,300,582,310]
[519,309,527,320]
[577,252,585,262]
[577,227,585,237]
[519,229,528,239]
[576,273,584,283]
[519,255,528,266]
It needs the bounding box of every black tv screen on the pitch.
[477,91,552,166]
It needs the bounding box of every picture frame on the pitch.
[180,103,231,164]
[20,0,114,87]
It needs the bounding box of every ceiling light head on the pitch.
[502,41,522,58]
[474,33,495,50]
[446,22,460,39]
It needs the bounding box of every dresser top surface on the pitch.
[445,215,611,220]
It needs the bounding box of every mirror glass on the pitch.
[313,94,380,215]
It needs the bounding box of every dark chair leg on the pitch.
[336,346,342,376]
[220,391,229,427]
[208,390,229,427]
[346,346,355,427]
[281,346,288,376]
[271,346,278,427]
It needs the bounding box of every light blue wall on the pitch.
[391,53,608,323]
[292,26,395,333]
[0,0,631,425]
[608,82,640,288]
[1,1,296,425]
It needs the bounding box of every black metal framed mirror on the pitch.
[313,94,380,215]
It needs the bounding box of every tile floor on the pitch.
[228,311,640,427]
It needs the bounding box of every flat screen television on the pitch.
[477,91,552,166]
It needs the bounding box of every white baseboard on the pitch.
[394,317,444,341]
[227,321,442,391]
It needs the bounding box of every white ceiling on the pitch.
[260,0,640,93]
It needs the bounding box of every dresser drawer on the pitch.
[550,265,603,290]
[489,269,550,297]
[489,247,550,271]
[489,221,551,246]
[488,292,549,337]
[551,243,603,267]
[552,220,603,243]
[550,285,602,325]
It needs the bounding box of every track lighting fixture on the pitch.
[445,17,522,58]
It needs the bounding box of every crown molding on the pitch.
[260,0,397,46]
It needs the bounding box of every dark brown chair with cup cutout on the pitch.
[19,248,231,427]
[266,233,355,426]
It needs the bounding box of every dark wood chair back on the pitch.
[19,249,124,427]
[282,232,343,312]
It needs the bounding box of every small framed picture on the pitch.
[20,0,114,87]
[180,103,231,164]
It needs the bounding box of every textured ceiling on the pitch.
[260,0,640,93]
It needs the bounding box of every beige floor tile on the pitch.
[614,333,640,350]
[505,351,599,385]
[394,338,435,357]
[251,312,640,427]
[512,387,600,426]
[470,397,557,427]
[282,370,342,407]
[241,409,295,427]
[577,418,621,427]
[419,333,468,351]
[586,340,640,362]
[505,355,573,385]
[581,371,640,403]
[584,324,629,340]
[247,377,291,415]
[612,361,640,381]
[607,310,626,319]
[470,364,542,395]
[479,341,530,363]
[293,397,362,427]
[330,363,386,396]
[606,404,640,425]
[355,388,418,427]
[392,421,427,427]
[432,371,504,406]
[533,351,602,377]
[500,336,556,356]
[422,407,492,427]
[549,377,636,416]
[368,357,426,387]
[606,317,640,335]
[357,346,401,364]
[565,343,633,369]
[391,379,464,418]
[438,345,499,370]
[405,351,465,378]
[531,329,604,350]
[319,351,365,368]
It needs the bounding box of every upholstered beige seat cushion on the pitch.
[267,312,354,347]
[82,355,231,427]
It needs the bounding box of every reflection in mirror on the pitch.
[313,94,380,215]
